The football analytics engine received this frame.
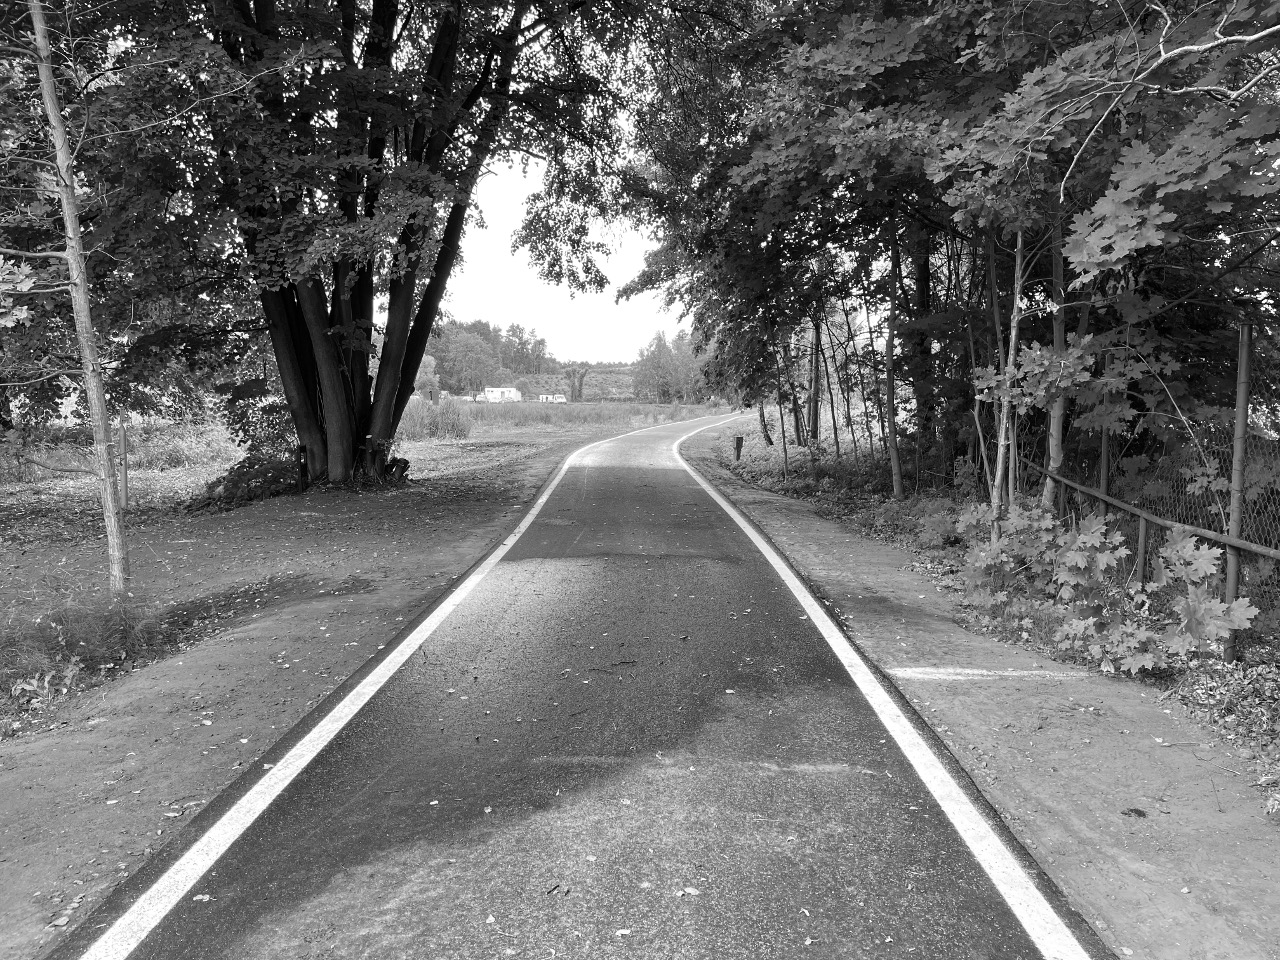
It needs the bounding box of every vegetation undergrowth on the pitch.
[1,590,170,737]
[723,421,1280,814]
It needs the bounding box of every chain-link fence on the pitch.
[1045,324,1280,657]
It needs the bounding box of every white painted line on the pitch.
[890,667,1083,681]
[79,414,739,960]
[673,420,1093,960]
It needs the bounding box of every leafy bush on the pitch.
[197,454,298,509]
[960,502,1258,673]
[216,378,297,457]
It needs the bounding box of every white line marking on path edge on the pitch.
[674,419,1093,960]
[79,415,741,960]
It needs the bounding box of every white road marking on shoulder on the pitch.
[674,419,1094,960]
[79,415,739,960]
[889,667,1082,681]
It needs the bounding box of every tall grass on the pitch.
[0,419,242,483]
[398,396,474,440]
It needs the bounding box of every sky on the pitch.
[443,163,685,364]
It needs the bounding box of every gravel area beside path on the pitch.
[684,422,1280,960]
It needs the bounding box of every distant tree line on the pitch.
[632,331,707,403]
[426,319,557,395]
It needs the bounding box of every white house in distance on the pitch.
[480,386,521,403]
[538,394,568,403]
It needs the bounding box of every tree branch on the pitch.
[0,245,67,260]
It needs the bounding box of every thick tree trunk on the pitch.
[262,288,326,479]
[366,232,421,473]
[295,277,356,482]
[30,0,128,594]
[885,227,905,499]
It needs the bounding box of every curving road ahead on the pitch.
[55,416,1107,960]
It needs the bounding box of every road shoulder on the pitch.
[683,424,1280,960]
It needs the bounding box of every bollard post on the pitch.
[733,436,744,461]
[295,444,307,492]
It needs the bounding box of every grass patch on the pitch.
[399,396,474,440]
[2,592,169,725]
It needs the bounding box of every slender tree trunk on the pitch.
[807,315,821,444]
[770,327,790,480]
[826,311,858,463]
[885,226,905,499]
[30,0,128,594]
[990,231,1024,537]
[820,329,841,462]
[757,401,773,445]
[1041,220,1067,509]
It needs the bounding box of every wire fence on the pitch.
[1045,324,1280,658]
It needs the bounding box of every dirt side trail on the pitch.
[683,425,1280,960]
[0,434,605,960]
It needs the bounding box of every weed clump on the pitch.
[2,596,167,726]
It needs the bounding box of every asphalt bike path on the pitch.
[53,416,1109,960]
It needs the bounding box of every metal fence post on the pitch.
[733,436,744,461]
[1135,516,1147,584]
[1099,428,1109,499]
[1224,321,1253,664]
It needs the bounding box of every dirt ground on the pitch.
[0,430,614,960]
[4,420,1278,960]
[683,425,1280,960]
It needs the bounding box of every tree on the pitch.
[3,1,130,594]
[432,325,500,394]
[16,0,693,483]
[565,363,590,402]
[620,0,1279,513]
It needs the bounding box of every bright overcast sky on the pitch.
[444,163,684,364]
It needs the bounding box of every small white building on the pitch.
[552,394,568,403]
[483,386,521,403]
[538,394,553,403]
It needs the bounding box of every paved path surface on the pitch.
[54,418,1107,960]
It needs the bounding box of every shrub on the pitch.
[197,454,297,508]
[216,378,298,457]
[960,502,1259,673]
